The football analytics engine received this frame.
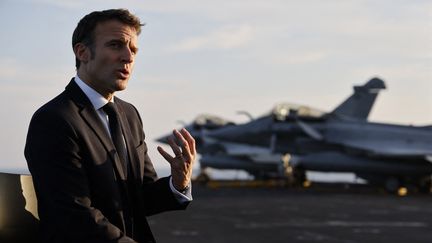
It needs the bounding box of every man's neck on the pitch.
[76,70,114,101]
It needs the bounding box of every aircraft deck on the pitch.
[149,182,432,243]
[2,173,431,242]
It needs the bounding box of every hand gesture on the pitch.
[157,128,196,191]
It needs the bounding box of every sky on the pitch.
[0,0,431,175]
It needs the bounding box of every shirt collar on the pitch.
[74,75,114,110]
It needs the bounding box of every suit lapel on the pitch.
[65,80,127,180]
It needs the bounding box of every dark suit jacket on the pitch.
[25,79,188,243]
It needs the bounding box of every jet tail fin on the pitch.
[330,77,386,120]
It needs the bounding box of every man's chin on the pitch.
[115,80,129,91]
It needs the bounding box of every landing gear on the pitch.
[281,154,307,186]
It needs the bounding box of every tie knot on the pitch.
[102,102,119,117]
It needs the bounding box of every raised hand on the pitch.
[157,128,196,191]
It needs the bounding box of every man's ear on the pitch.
[74,43,91,64]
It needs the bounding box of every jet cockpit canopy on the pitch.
[271,103,326,121]
[193,114,235,129]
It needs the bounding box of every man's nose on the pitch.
[121,47,134,63]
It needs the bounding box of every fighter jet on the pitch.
[157,78,432,192]
[157,78,388,179]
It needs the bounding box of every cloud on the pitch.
[169,25,254,52]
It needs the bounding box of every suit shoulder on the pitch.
[31,91,78,122]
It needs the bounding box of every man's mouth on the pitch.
[117,69,130,79]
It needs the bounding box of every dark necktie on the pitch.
[103,102,136,237]
[102,102,128,175]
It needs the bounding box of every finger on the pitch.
[157,146,174,164]
[168,136,182,157]
[181,128,196,156]
[173,130,192,160]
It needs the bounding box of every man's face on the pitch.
[78,20,138,98]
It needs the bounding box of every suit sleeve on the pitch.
[127,105,190,216]
[25,109,135,243]
[137,135,190,216]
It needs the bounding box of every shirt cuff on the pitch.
[169,177,193,203]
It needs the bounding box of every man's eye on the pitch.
[110,42,122,48]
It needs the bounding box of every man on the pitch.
[24,9,196,243]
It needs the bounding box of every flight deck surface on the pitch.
[149,182,432,243]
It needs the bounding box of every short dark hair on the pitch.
[72,9,144,69]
